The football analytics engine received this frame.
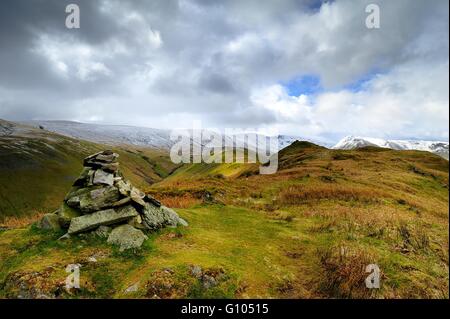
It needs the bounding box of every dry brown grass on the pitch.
[316,245,379,298]
[155,194,202,209]
[0,210,46,229]
[278,184,390,205]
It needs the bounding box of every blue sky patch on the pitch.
[344,70,382,92]
[281,74,323,97]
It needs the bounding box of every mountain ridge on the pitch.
[333,135,449,160]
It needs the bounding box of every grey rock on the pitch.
[102,162,119,173]
[57,203,81,228]
[58,233,71,240]
[115,180,131,196]
[78,186,121,213]
[128,215,146,230]
[68,205,138,234]
[130,186,146,207]
[95,153,119,163]
[202,275,218,289]
[83,151,103,162]
[93,169,114,186]
[161,206,189,227]
[72,167,92,187]
[93,225,112,238]
[87,256,97,263]
[125,282,140,293]
[38,214,61,231]
[190,265,203,278]
[111,197,132,207]
[141,203,188,230]
[144,194,161,207]
[107,225,148,251]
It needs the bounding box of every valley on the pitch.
[0,120,448,298]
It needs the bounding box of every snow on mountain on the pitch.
[15,121,449,159]
[22,121,321,152]
[22,121,174,149]
[333,136,449,159]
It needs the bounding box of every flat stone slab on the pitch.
[93,169,114,186]
[78,186,121,213]
[68,205,138,234]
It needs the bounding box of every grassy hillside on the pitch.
[147,142,449,298]
[0,132,448,298]
[0,120,179,223]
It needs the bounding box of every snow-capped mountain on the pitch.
[333,136,449,159]
[22,121,174,149]
[22,121,321,152]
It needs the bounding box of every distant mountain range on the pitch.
[333,136,449,159]
[21,120,321,152]
[15,120,450,160]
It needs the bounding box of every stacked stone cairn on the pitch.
[39,150,187,251]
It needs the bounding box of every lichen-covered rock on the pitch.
[72,167,93,187]
[92,225,112,238]
[68,205,138,234]
[57,203,82,228]
[46,150,187,245]
[128,215,146,230]
[161,206,188,227]
[130,186,146,207]
[38,213,61,231]
[107,224,148,251]
[78,186,121,213]
[141,203,188,230]
[115,180,131,196]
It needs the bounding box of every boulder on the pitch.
[141,203,188,230]
[68,205,138,234]
[107,225,148,251]
[162,206,188,227]
[57,203,82,228]
[38,214,61,231]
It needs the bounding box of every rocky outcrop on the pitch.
[39,150,187,250]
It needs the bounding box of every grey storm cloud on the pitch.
[0,0,448,141]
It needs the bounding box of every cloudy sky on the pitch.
[0,0,448,143]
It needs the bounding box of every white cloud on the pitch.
[250,59,449,140]
[0,0,448,142]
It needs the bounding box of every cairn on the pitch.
[39,150,187,250]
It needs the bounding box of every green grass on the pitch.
[0,135,448,298]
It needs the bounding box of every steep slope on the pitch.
[0,120,179,221]
[334,135,449,159]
